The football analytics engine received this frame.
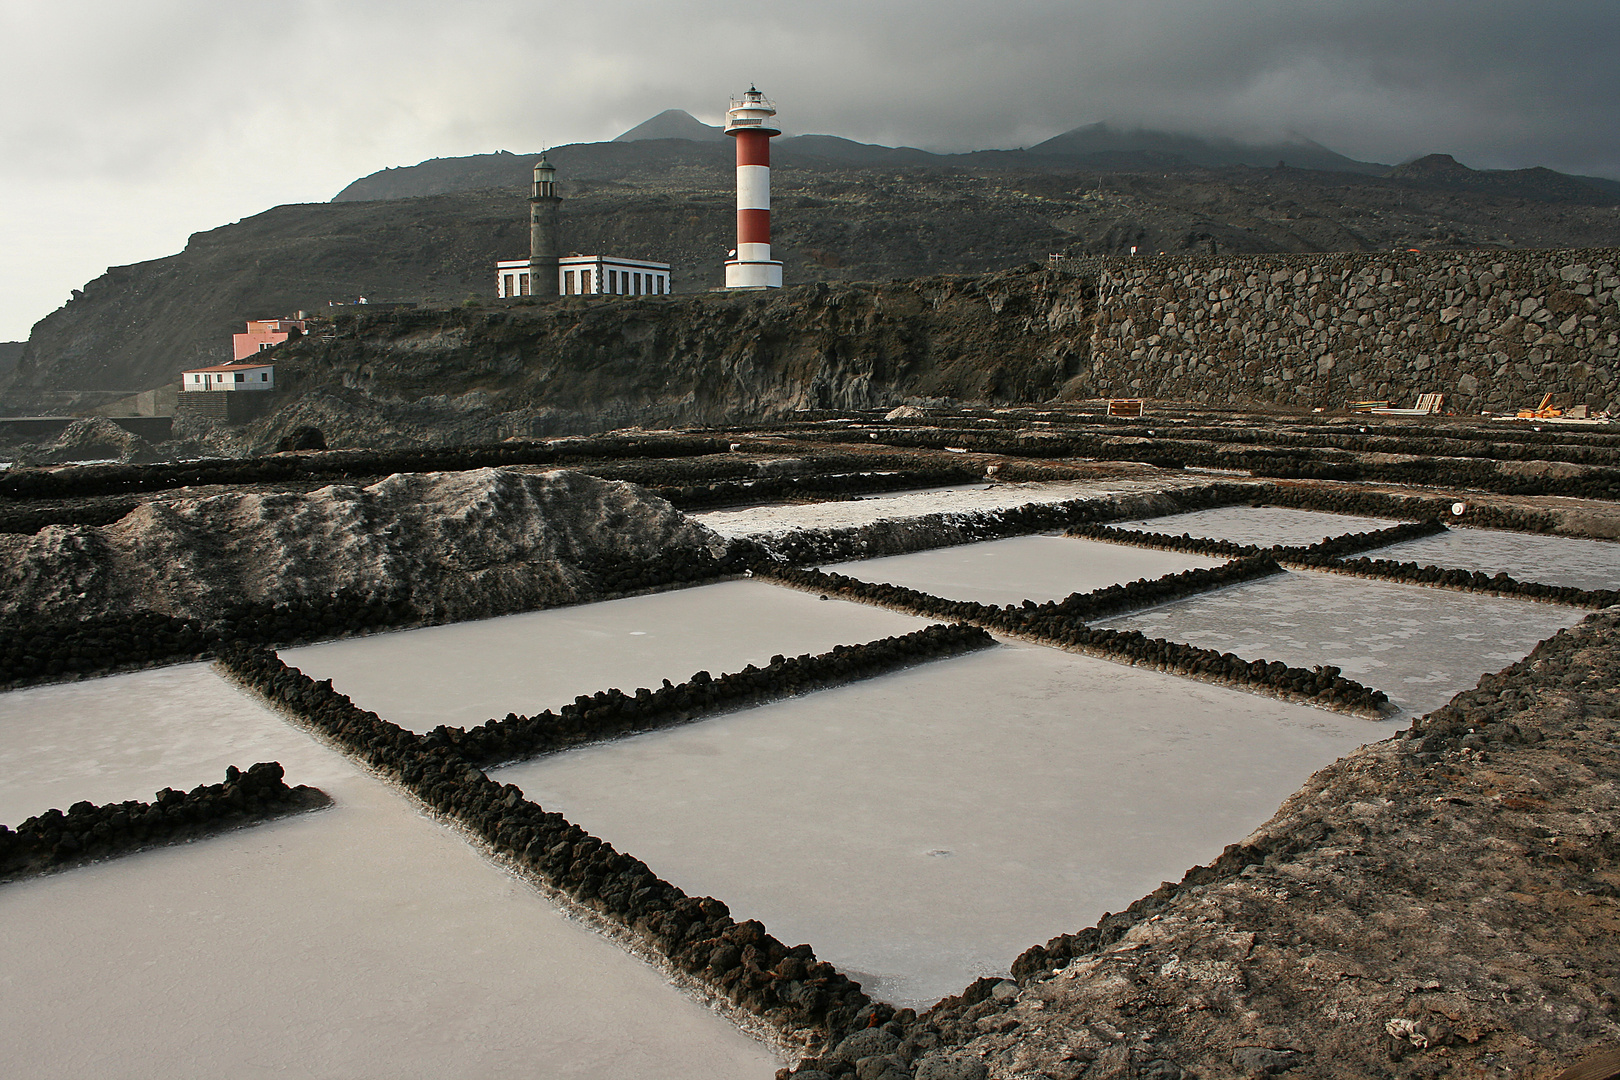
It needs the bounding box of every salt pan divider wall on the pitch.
[1068,520,1620,608]
[759,555,1394,716]
[1,762,329,882]
[218,623,1000,1058]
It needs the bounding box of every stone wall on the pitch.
[1077,248,1620,414]
[175,390,279,423]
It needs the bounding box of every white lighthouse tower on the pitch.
[724,86,783,289]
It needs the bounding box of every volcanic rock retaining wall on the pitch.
[760,559,1393,715]
[1,762,328,880]
[254,250,1620,440]
[1071,520,1620,608]
[857,425,1620,501]
[436,623,994,767]
[219,645,887,1055]
[0,433,733,502]
[1076,248,1620,414]
[1067,519,1446,561]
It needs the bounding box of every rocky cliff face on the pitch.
[230,266,1092,451]
[229,248,1620,453]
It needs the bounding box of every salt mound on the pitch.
[0,468,723,624]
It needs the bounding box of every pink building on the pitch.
[232,318,306,361]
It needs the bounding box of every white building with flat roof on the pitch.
[496,255,671,299]
[182,362,276,391]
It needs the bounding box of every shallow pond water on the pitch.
[1097,568,1584,718]
[0,670,777,1079]
[1112,505,1398,548]
[694,477,1198,539]
[0,663,319,824]
[1367,526,1619,592]
[822,535,1226,607]
[283,580,928,733]
[495,640,1387,1007]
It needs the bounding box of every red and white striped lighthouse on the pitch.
[724,86,783,290]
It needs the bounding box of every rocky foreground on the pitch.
[840,613,1620,1080]
[0,467,721,625]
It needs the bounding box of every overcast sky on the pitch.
[2,0,1617,341]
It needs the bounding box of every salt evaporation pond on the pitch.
[495,640,1386,1007]
[694,477,1201,539]
[1098,569,1585,717]
[822,535,1226,607]
[1367,526,1619,592]
[284,579,927,733]
[1113,505,1398,548]
[0,668,777,1078]
[0,662,311,823]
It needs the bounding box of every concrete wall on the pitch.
[1078,249,1620,414]
[91,386,178,419]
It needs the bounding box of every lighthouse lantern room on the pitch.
[724,87,783,290]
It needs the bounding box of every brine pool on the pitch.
[2,502,1606,1068]
[0,666,777,1079]
[281,581,929,734]
[1112,505,1400,547]
[821,535,1225,607]
[492,639,1382,1006]
[1112,506,1619,594]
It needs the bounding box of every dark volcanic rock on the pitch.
[1,762,328,881]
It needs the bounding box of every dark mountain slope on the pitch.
[613,108,726,142]
[1028,121,1388,175]
[333,140,732,201]
[0,342,22,385]
[9,126,1620,411]
[6,193,521,406]
[1389,153,1619,204]
[334,133,945,201]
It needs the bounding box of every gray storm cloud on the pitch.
[0,0,1616,340]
